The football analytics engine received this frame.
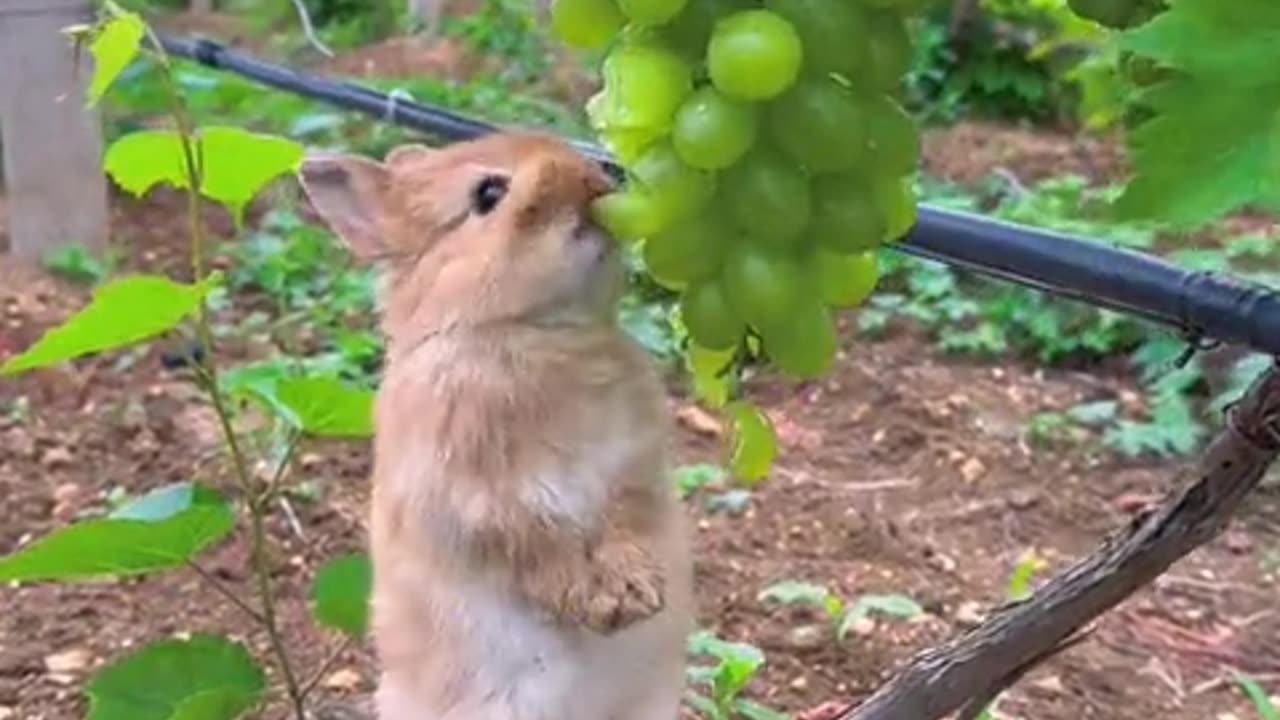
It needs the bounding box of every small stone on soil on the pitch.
[960,456,986,483]
[846,616,876,636]
[928,552,957,573]
[1008,489,1039,509]
[955,601,985,626]
[44,648,90,674]
[1032,674,1066,694]
[324,668,363,691]
[786,624,827,650]
[40,446,73,469]
[1223,530,1253,554]
[4,428,35,458]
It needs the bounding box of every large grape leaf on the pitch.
[0,274,217,376]
[1114,0,1280,227]
[199,127,305,224]
[85,634,264,720]
[104,131,187,197]
[1121,1,1280,88]
[0,483,234,582]
[84,8,145,106]
[310,552,372,638]
[104,127,304,225]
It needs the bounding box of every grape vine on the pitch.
[550,0,933,477]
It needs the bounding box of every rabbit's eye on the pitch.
[470,175,509,215]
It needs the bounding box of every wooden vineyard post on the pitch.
[0,0,109,262]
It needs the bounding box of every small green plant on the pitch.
[41,244,120,285]
[1024,399,1116,448]
[685,631,790,720]
[867,172,1279,461]
[440,0,551,83]
[1004,548,1048,602]
[672,463,756,516]
[0,8,374,720]
[757,580,924,643]
[1236,673,1280,720]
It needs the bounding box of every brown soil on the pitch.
[5,154,1280,720]
[4,15,1280,720]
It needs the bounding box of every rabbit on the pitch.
[297,130,693,720]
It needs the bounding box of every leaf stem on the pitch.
[187,559,266,624]
[139,27,308,720]
[300,636,355,700]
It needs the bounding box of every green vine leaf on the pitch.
[104,131,187,196]
[310,552,372,638]
[1,274,217,376]
[686,345,733,408]
[1121,1,1280,87]
[85,8,145,106]
[168,688,260,720]
[0,482,234,582]
[273,376,374,438]
[85,634,264,720]
[104,127,304,225]
[1115,0,1280,226]
[109,482,205,521]
[200,127,305,224]
[726,401,776,482]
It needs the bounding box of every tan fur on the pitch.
[298,131,693,720]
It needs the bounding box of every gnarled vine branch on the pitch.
[841,359,1280,720]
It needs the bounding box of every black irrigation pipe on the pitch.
[156,33,1280,358]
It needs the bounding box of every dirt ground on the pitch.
[4,14,1280,720]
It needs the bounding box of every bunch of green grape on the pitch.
[553,0,930,379]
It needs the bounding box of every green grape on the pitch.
[672,86,759,170]
[597,126,658,165]
[661,0,747,59]
[764,0,870,78]
[707,9,804,100]
[632,141,717,225]
[766,76,870,173]
[873,175,917,242]
[721,243,805,329]
[593,40,693,141]
[551,0,627,49]
[865,11,911,93]
[809,174,884,253]
[681,279,744,350]
[591,189,666,243]
[619,0,688,26]
[760,294,836,378]
[805,247,879,307]
[643,211,732,288]
[864,93,918,176]
[719,144,812,247]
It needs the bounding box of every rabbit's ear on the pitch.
[385,143,435,169]
[297,152,392,262]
